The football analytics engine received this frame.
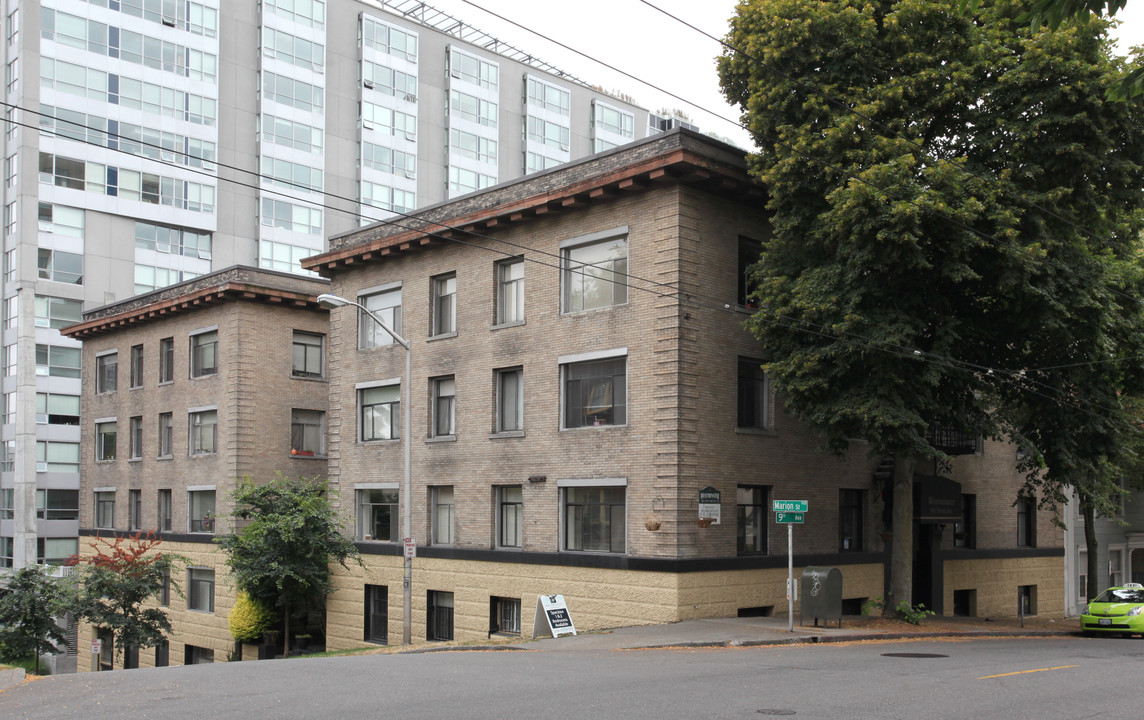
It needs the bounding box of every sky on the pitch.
[412,0,1144,152]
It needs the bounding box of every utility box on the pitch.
[800,566,843,628]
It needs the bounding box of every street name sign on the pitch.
[773,500,808,513]
[775,512,805,524]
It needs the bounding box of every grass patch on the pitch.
[0,657,41,675]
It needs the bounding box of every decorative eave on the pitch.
[302,135,762,277]
[61,274,329,340]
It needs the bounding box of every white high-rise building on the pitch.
[0,0,653,570]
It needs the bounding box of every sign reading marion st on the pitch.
[773,500,808,513]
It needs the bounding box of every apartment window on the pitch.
[34,295,83,329]
[125,346,142,389]
[360,385,400,441]
[37,248,84,284]
[291,409,325,456]
[37,441,80,473]
[738,236,762,307]
[431,487,454,545]
[430,275,456,336]
[563,485,626,553]
[94,491,115,529]
[562,234,628,312]
[490,597,521,635]
[96,352,118,394]
[36,489,78,520]
[189,489,216,533]
[129,416,143,460]
[158,413,173,457]
[155,642,169,668]
[190,330,218,377]
[954,494,976,548]
[189,409,217,455]
[129,489,142,530]
[96,421,117,461]
[98,630,113,671]
[359,288,402,348]
[36,392,80,426]
[737,358,770,429]
[36,344,81,378]
[497,486,523,549]
[0,537,11,568]
[432,377,455,437]
[496,368,523,433]
[365,585,388,644]
[839,489,864,552]
[357,489,398,542]
[563,356,626,429]
[737,485,768,554]
[427,591,454,641]
[37,537,77,565]
[292,332,324,378]
[159,337,174,382]
[157,489,172,532]
[0,489,12,519]
[496,258,524,325]
[187,568,215,613]
[1017,497,1036,547]
[185,646,214,664]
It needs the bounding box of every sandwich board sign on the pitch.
[534,594,577,637]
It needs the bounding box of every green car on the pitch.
[1081,583,1144,637]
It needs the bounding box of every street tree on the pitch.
[718,0,1144,612]
[0,565,78,674]
[71,532,183,665]
[217,475,359,657]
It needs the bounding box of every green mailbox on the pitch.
[800,566,843,628]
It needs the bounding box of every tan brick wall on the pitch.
[944,555,1064,618]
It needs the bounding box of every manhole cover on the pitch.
[880,653,948,658]
[757,711,796,716]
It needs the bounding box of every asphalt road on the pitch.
[2,637,1139,719]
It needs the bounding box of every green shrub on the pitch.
[895,601,935,625]
[228,592,275,642]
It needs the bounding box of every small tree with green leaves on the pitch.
[0,565,78,674]
[71,532,183,666]
[217,475,359,657]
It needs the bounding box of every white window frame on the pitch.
[430,486,454,545]
[358,284,402,349]
[291,409,325,456]
[431,274,456,337]
[187,567,215,613]
[496,258,524,326]
[495,368,523,434]
[561,228,629,314]
[189,327,218,378]
[188,407,218,455]
[431,376,455,438]
[358,379,401,442]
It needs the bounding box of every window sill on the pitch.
[561,423,627,431]
[291,375,327,382]
[190,372,218,380]
[157,381,174,387]
[735,426,777,437]
[358,538,397,543]
[157,455,173,461]
[427,331,457,343]
[491,320,525,331]
[129,385,143,391]
[360,438,401,445]
[561,302,629,316]
[290,453,327,459]
[488,430,525,440]
[95,459,116,464]
[426,435,456,444]
[186,608,214,615]
[127,457,142,463]
[188,452,217,458]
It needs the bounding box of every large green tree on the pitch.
[217,475,358,657]
[719,0,1144,611]
[0,565,77,674]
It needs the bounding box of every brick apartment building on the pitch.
[62,267,329,669]
[60,129,1062,667]
[304,128,1063,648]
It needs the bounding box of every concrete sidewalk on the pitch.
[411,614,1078,654]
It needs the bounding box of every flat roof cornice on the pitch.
[303,131,761,277]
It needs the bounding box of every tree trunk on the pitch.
[282,600,290,659]
[1082,497,1100,602]
[884,455,915,617]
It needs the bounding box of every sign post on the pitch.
[773,500,809,632]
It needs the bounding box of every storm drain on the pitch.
[880,652,949,658]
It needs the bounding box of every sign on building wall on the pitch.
[698,486,722,525]
[534,594,577,638]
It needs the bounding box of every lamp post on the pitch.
[318,293,413,646]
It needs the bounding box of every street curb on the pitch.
[626,629,1078,651]
[0,666,26,692]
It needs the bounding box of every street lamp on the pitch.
[317,293,413,646]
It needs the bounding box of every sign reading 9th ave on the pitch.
[773,500,808,513]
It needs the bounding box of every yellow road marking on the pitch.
[978,665,1078,680]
